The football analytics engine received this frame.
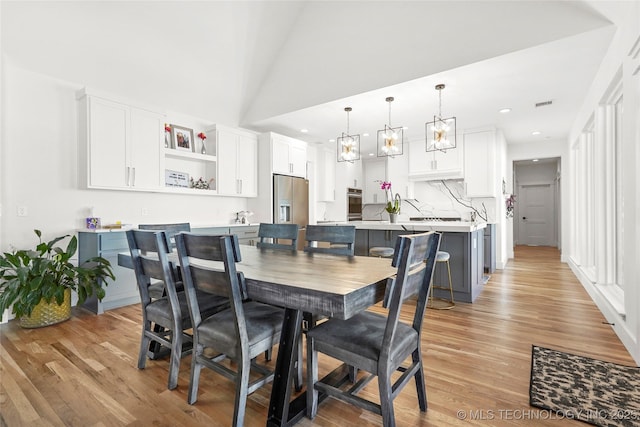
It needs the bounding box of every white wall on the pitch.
[566,1,640,363]
[0,62,250,254]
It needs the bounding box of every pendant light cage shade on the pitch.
[337,133,361,162]
[426,84,457,152]
[426,115,457,152]
[377,97,404,157]
[337,107,360,162]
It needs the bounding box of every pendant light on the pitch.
[426,84,457,152]
[377,97,404,157]
[337,107,360,162]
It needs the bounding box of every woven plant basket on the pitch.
[19,288,71,328]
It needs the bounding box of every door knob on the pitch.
[522,217,527,220]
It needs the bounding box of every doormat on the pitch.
[529,345,640,427]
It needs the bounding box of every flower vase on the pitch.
[164,133,170,148]
[389,213,398,223]
[201,142,206,155]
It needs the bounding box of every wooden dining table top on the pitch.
[236,246,397,319]
[119,245,397,320]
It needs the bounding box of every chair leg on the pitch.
[167,328,181,390]
[264,348,272,361]
[378,372,396,427]
[306,335,319,419]
[412,350,427,412]
[138,322,151,369]
[187,347,203,405]
[232,356,251,427]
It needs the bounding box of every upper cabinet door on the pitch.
[272,135,292,175]
[129,107,162,189]
[318,148,336,202]
[288,139,307,178]
[214,125,258,197]
[87,97,129,188]
[216,129,239,195]
[464,129,497,197]
[236,133,257,196]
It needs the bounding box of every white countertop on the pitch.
[321,220,486,233]
[78,223,260,233]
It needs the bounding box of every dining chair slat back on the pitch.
[304,225,356,256]
[138,223,191,298]
[139,222,191,250]
[175,232,284,427]
[305,231,441,426]
[257,223,299,251]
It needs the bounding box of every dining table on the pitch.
[118,243,398,426]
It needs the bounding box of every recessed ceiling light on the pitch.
[402,126,409,130]
[300,129,308,133]
[499,108,511,114]
[369,153,375,156]
[532,131,541,136]
[363,133,369,137]
[329,139,335,143]
[532,159,539,162]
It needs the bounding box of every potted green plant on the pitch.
[0,229,115,328]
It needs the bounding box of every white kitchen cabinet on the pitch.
[408,136,463,181]
[210,125,257,197]
[318,147,336,201]
[271,133,307,177]
[464,128,498,197]
[81,94,162,190]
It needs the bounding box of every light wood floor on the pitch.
[1,246,634,426]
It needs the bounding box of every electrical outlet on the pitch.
[17,206,28,217]
[141,207,149,216]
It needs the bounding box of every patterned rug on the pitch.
[529,345,640,427]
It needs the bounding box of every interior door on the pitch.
[517,183,555,246]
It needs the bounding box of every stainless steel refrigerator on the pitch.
[273,174,309,249]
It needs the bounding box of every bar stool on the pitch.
[369,247,395,258]
[427,251,455,309]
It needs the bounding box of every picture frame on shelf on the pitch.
[165,169,190,188]
[171,125,194,152]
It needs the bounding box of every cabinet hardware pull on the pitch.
[125,166,130,186]
[131,167,136,186]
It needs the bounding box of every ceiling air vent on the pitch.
[535,100,553,108]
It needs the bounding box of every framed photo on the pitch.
[171,125,194,152]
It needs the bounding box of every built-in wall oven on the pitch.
[347,188,362,221]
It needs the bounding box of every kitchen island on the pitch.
[327,220,488,303]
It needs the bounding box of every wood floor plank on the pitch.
[0,246,634,426]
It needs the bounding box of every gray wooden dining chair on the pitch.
[302,224,358,384]
[256,222,299,251]
[304,224,356,256]
[306,231,441,427]
[126,229,228,390]
[175,233,285,427]
[256,222,301,388]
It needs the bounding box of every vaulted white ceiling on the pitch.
[1,1,617,151]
